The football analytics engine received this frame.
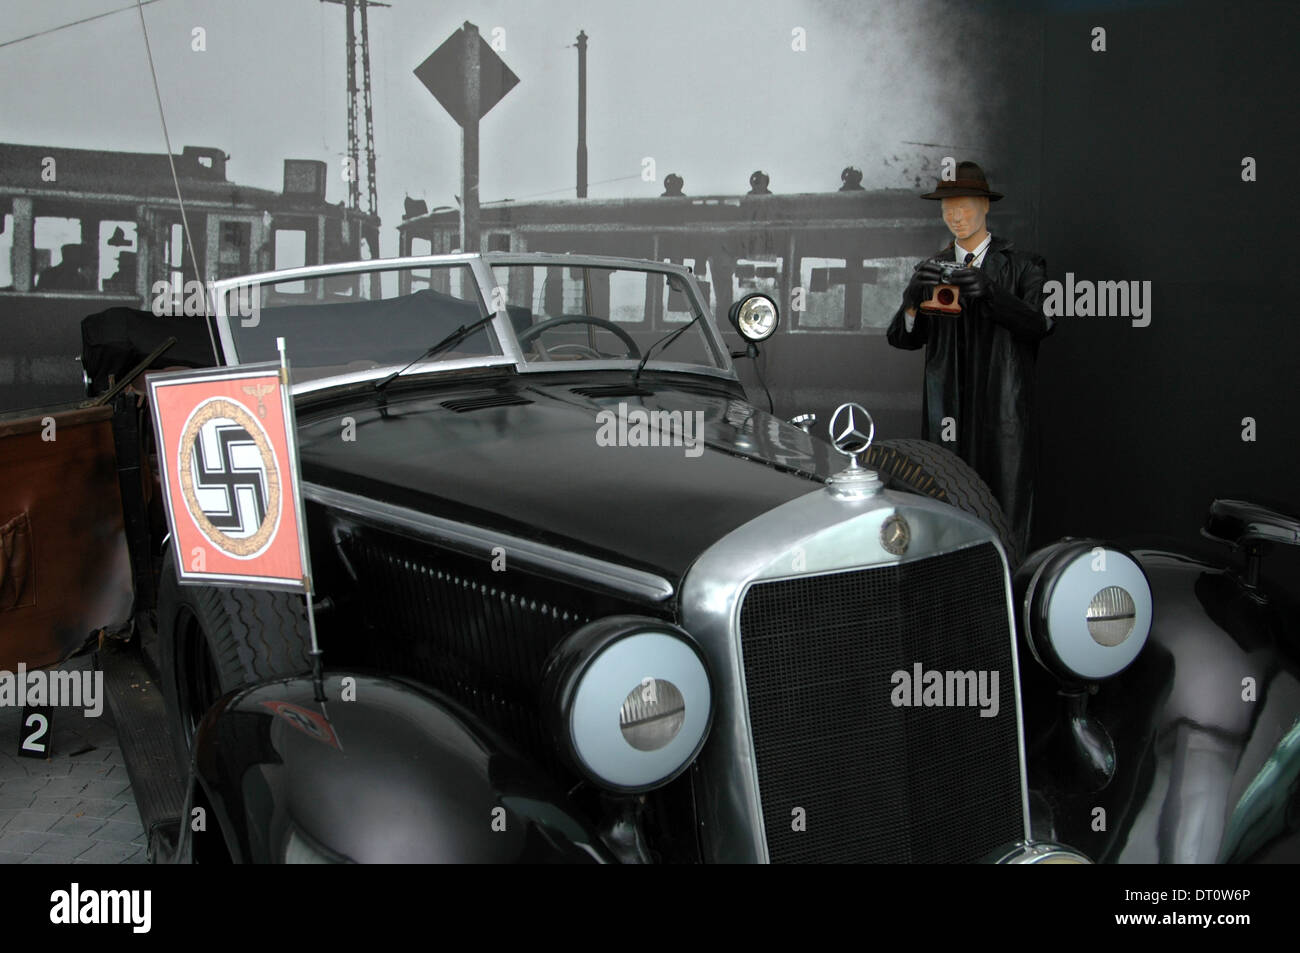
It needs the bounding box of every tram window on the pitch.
[216,221,251,281]
[609,270,645,323]
[663,258,711,320]
[494,264,534,310]
[33,217,90,292]
[859,257,917,330]
[99,221,138,294]
[800,257,849,330]
[733,258,781,301]
[274,228,308,293]
[169,223,184,269]
[0,214,12,289]
[794,256,912,331]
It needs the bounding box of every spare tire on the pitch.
[863,437,1022,568]
[157,557,311,770]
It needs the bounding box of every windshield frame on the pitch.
[210,252,737,394]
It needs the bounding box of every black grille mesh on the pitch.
[333,529,614,771]
[738,542,1023,863]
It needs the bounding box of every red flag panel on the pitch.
[147,363,307,590]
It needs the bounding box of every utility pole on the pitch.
[576,30,588,199]
[461,21,481,252]
[321,0,388,219]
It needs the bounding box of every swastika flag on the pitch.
[148,362,307,590]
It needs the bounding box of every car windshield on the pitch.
[490,263,724,370]
[216,259,724,383]
[219,263,503,383]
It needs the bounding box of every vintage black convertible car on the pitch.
[45,252,1300,863]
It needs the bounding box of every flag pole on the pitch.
[277,336,327,704]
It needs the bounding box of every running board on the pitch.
[100,639,186,862]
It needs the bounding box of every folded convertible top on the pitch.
[80,307,217,396]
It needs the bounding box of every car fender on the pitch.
[1037,548,1300,862]
[185,672,612,863]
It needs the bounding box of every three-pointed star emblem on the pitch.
[829,402,874,458]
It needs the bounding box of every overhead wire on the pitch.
[132,0,220,364]
[0,0,165,51]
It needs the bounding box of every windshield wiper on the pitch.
[374,312,498,393]
[632,309,703,389]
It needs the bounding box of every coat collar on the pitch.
[939,235,1014,276]
[938,234,1013,258]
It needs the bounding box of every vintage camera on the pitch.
[919,259,965,315]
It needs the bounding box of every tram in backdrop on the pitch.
[0,142,379,412]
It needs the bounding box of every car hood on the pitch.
[295,378,842,582]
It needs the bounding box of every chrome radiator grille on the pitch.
[737,542,1024,863]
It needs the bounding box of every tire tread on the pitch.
[864,437,1021,566]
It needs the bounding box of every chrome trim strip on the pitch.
[480,251,702,272]
[301,482,675,603]
[210,252,487,294]
[679,485,1032,863]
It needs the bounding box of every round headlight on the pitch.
[619,678,686,750]
[728,293,780,343]
[1086,585,1137,646]
[1016,541,1153,683]
[542,616,713,793]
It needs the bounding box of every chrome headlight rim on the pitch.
[542,615,714,795]
[728,292,780,343]
[1020,540,1153,683]
[986,840,1093,864]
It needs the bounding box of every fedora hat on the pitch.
[920,160,1003,201]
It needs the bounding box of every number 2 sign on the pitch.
[18,705,52,759]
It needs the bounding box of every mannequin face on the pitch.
[941,196,990,245]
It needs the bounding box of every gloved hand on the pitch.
[949,266,991,300]
[904,259,946,308]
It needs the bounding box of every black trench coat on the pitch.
[885,236,1053,554]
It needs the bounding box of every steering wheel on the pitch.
[517,314,642,361]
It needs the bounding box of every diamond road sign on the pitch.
[414,26,520,127]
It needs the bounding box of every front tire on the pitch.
[157,558,311,771]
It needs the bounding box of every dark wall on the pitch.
[1028,0,1299,583]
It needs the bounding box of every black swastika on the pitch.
[193,424,268,533]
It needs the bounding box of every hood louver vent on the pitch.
[571,384,656,398]
[440,394,533,413]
